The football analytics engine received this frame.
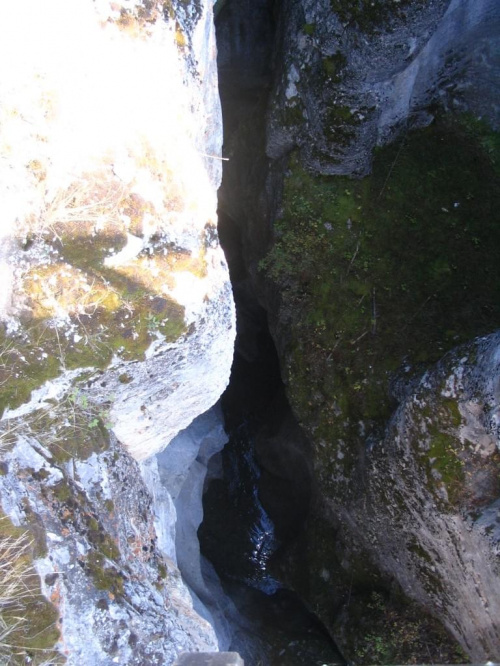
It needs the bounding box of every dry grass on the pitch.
[0,430,61,664]
[0,519,60,664]
[26,172,126,242]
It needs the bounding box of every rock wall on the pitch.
[332,333,500,657]
[0,0,235,460]
[0,428,219,665]
[260,115,500,660]
[0,0,235,663]
[267,0,500,175]
[153,405,239,650]
[215,0,500,661]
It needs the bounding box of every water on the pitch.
[199,338,344,666]
[200,418,279,590]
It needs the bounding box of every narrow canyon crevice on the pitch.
[197,0,344,662]
[0,0,498,663]
[200,0,500,662]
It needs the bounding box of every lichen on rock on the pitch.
[0,414,219,664]
[0,0,235,460]
[259,112,500,659]
[0,0,235,663]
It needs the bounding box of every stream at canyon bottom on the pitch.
[199,316,344,666]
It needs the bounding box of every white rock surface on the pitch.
[108,262,235,461]
[0,0,235,459]
[153,406,239,649]
[0,428,219,666]
[0,0,236,663]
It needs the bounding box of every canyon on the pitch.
[0,0,499,664]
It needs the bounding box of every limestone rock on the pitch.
[0,425,218,665]
[267,0,500,175]
[335,333,500,658]
[0,0,235,663]
[0,0,235,461]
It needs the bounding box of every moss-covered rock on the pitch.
[0,0,232,662]
[260,114,500,659]
[262,114,500,487]
[334,590,468,665]
[329,0,429,32]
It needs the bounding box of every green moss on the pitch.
[85,512,120,561]
[281,102,304,128]
[261,114,500,488]
[52,232,188,357]
[0,296,184,416]
[303,22,316,35]
[0,325,61,415]
[85,550,124,596]
[413,393,466,506]
[54,229,127,274]
[459,113,500,175]
[441,398,462,428]
[31,467,50,481]
[52,480,72,503]
[25,398,110,464]
[341,590,466,665]
[426,430,464,502]
[322,104,373,147]
[1,219,189,416]
[322,52,346,82]
[98,533,120,561]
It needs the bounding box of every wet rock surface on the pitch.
[199,294,343,665]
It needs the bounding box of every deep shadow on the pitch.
[198,1,344,662]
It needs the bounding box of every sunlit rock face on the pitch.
[0,0,234,663]
[0,0,235,460]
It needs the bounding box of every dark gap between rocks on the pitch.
[198,0,345,663]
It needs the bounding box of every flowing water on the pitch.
[199,323,344,665]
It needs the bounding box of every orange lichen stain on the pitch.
[50,585,61,606]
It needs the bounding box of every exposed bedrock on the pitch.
[265,333,500,660]
[153,405,241,651]
[0,0,236,663]
[267,0,500,175]
[215,0,500,661]
[0,0,236,462]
